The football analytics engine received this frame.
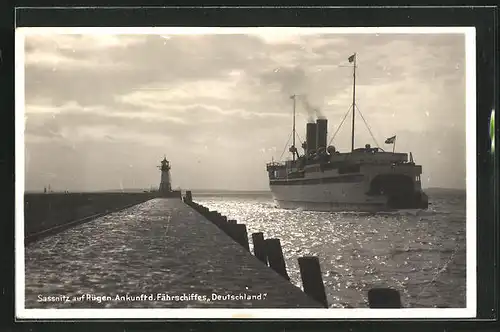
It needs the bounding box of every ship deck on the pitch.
[24,198,322,309]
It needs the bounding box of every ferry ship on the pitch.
[266,53,429,212]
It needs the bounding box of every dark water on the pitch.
[194,189,467,308]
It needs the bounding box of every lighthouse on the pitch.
[157,155,182,198]
[158,156,172,194]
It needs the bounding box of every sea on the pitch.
[192,188,467,308]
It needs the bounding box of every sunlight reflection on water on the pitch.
[195,192,466,308]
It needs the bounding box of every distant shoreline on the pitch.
[24,187,465,195]
[23,189,273,194]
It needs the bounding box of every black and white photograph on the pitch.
[16,26,476,319]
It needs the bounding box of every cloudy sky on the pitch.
[20,28,467,192]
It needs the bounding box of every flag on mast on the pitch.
[385,135,396,144]
[348,54,356,63]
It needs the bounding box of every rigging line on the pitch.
[327,105,353,147]
[355,104,381,148]
[296,132,304,145]
[279,131,294,161]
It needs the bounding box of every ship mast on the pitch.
[350,53,357,152]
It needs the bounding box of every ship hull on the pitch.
[270,181,428,212]
[274,199,389,212]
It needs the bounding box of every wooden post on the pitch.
[208,211,219,223]
[368,288,402,308]
[218,216,229,232]
[252,232,267,265]
[208,212,226,229]
[265,238,289,280]
[298,256,328,308]
[225,224,250,251]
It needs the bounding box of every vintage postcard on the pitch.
[16,26,476,319]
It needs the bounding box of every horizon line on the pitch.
[23,186,466,194]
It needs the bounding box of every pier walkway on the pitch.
[25,198,322,308]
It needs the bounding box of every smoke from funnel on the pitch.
[263,66,307,96]
[300,95,325,120]
[261,66,326,121]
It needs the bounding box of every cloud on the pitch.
[21,30,467,191]
[25,34,143,70]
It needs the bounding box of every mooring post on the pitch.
[186,190,192,203]
[228,224,250,251]
[218,216,229,232]
[265,238,290,280]
[368,288,402,308]
[209,212,225,229]
[208,211,219,224]
[252,232,267,265]
[298,256,328,308]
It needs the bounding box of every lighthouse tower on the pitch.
[158,156,172,194]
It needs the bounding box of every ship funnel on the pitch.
[316,118,328,151]
[306,122,317,155]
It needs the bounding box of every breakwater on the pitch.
[25,198,324,308]
[183,191,403,308]
[24,192,156,244]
